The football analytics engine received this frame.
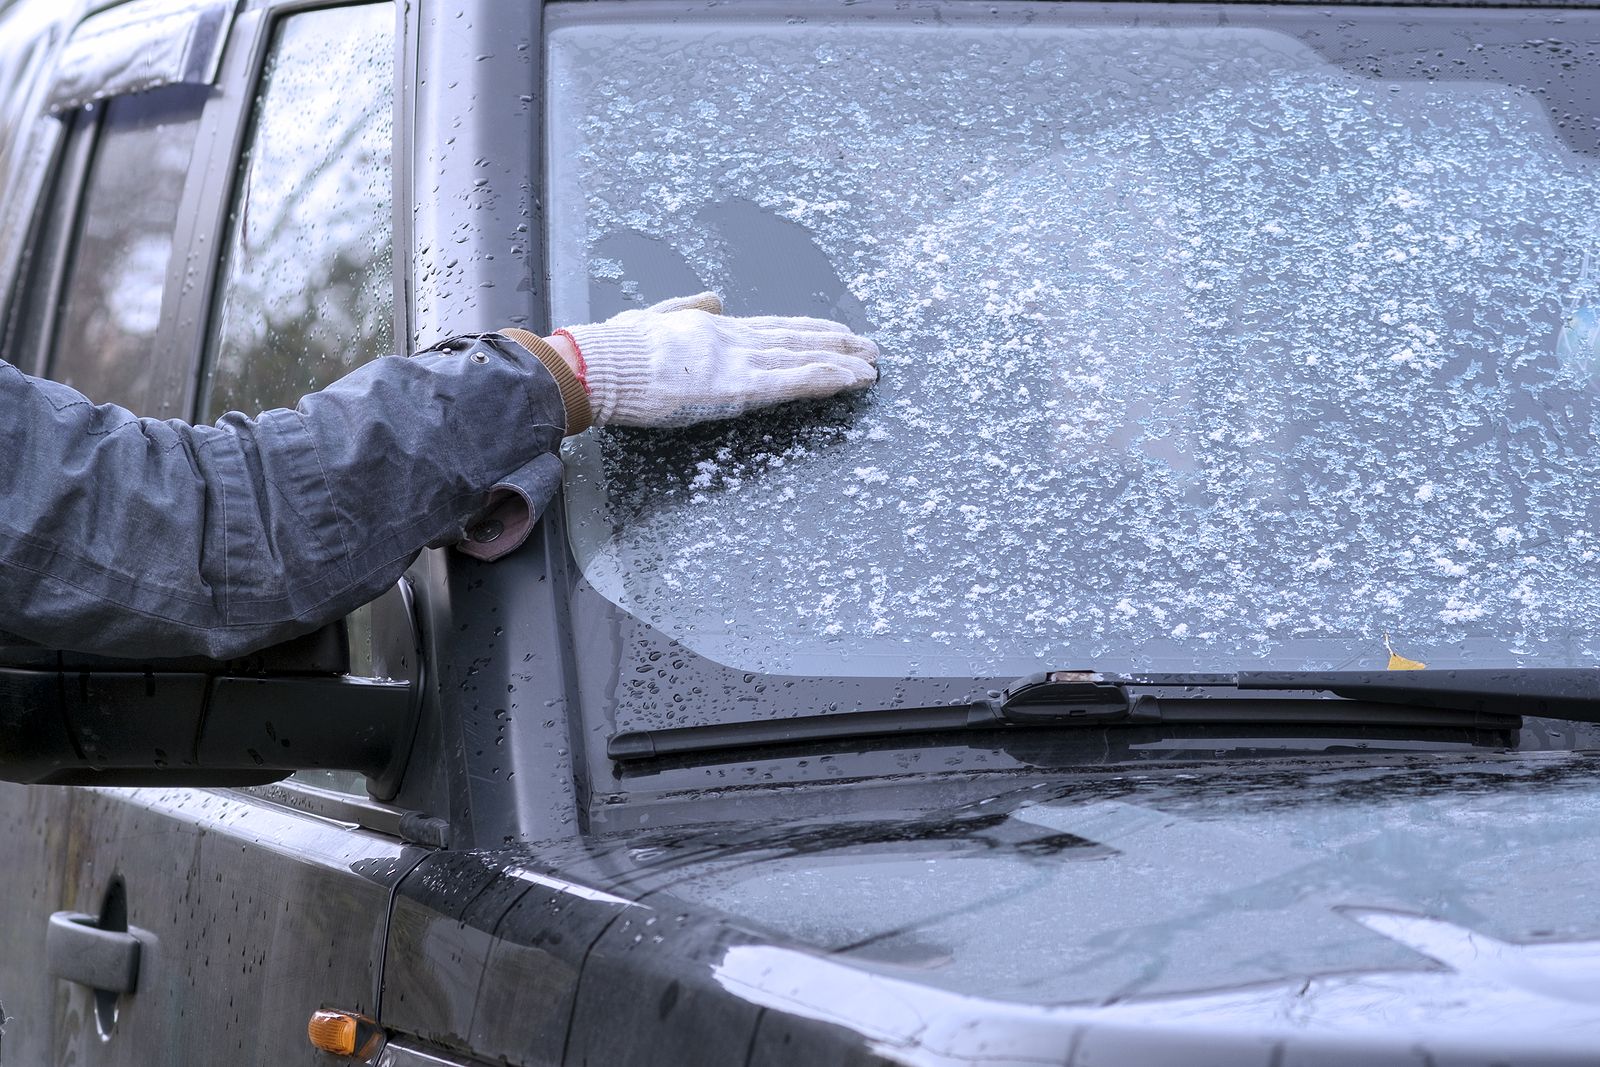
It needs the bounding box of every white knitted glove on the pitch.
[560,293,879,428]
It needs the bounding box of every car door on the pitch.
[0,1,433,1062]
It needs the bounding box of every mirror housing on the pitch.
[0,581,422,792]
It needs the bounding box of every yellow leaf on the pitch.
[1383,633,1426,671]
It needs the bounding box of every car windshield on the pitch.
[546,2,1600,706]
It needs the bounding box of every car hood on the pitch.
[604,751,1600,1049]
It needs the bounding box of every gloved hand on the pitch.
[558,293,879,428]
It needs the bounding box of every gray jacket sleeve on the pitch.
[0,334,568,659]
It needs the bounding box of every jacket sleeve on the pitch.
[0,335,568,659]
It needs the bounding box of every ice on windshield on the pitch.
[548,10,1600,678]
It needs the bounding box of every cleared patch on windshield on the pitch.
[548,16,1600,681]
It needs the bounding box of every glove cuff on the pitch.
[497,328,593,436]
[561,320,658,427]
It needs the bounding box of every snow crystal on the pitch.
[853,466,889,485]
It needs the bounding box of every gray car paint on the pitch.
[4,0,1600,1065]
[378,752,1600,1066]
[0,783,421,1063]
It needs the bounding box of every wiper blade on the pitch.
[1010,668,1600,720]
[607,667,1592,763]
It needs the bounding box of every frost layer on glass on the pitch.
[548,13,1600,677]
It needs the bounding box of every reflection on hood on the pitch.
[636,757,1600,1008]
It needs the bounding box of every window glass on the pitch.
[0,36,42,173]
[202,2,394,420]
[50,88,205,416]
[1,118,79,373]
[0,10,65,208]
[205,3,395,797]
[548,3,1600,687]
[0,17,68,318]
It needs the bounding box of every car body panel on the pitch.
[380,751,1600,1065]
[384,850,633,1064]
[0,784,419,1063]
[3,0,1600,1062]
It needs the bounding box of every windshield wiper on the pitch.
[606,668,1600,762]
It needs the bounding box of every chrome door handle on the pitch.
[46,911,141,994]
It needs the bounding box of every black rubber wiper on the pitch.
[606,668,1600,762]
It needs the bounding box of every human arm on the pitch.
[466,294,879,557]
[0,334,566,659]
[0,296,877,659]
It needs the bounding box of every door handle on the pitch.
[46,911,141,994]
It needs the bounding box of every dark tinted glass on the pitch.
[201,2,395,421]
[51,88,203,416]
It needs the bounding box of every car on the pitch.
[3,0,1600,1063]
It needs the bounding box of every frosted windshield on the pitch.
[547,5,1600,677]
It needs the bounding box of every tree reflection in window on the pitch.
[203,2,394,420]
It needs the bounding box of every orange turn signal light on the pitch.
[307,1008,385,1059]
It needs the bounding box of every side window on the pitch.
[49,88,207,416]
[203,2,397,795]
[200,2,395,419]
[0,17,64,208]
[1,79,206,410]
[0,124,80,375]
[0,35,44,171]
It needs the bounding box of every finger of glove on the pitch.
[644,291,724,316]
[745,346,817,371]
[825,333,880,365]
[738,327,880,365]
[752,360,877,403]
[827,352,879,385]
[736,314,858,335]
[744,347,875,377]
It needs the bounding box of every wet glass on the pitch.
[548,2,1600,683]
[203,2,395,798]
[0,34,44,180]
[51,89,204,416]
[201,2,394,421]
[2,121,77,374]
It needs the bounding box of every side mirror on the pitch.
[0,580,422,795]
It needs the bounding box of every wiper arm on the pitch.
[607,667,1597,763]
